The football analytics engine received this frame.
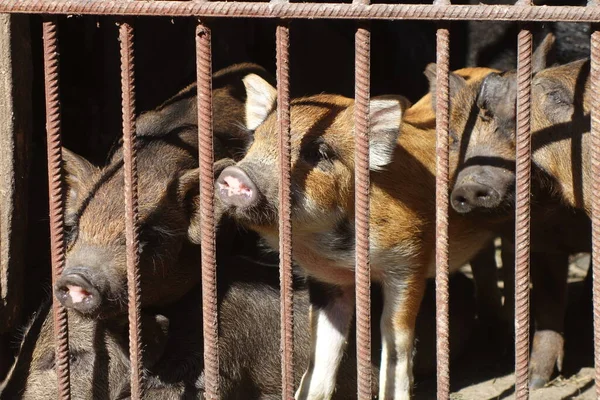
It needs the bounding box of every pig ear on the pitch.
[476,72,517,121]
[424,63,467,113]
[368,96,409,171]
[177,158,236,245]
[533,32,556,74]
[62,148,96,205]
[242,73,277,130]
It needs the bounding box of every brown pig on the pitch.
[53,63,273,317]
[0,301,169,400]
[431,33,593,388]
[214,70,495,399]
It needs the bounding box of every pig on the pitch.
[0,300,169,400]
[430,33,593,388]
[53,63,274,318]
[214,69,498,399]
[1,255,478,400]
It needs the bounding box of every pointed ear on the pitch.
[476,72,517,122]
[62,148,96,207]
[242,73,277,130]
[368,96,409,171]
[177,158,237,245]
[533,32,556,74]
[424,63,467,113]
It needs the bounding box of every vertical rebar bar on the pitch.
[434,15,451,400]
[119,19,144,400]
[515,20,533,400]
[196,21,220,400]
[353,12,372,399]
[42,17,71,400]
[276,21,294,400]
[590,10,600,397]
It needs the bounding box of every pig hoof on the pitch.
[55,273,101,314]
[529,377,548,390]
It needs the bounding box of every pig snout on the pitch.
[55,268,103,315]
[451,164,514,214]
[451,181,501,213]
[216,166,260,208]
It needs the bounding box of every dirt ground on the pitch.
[414,251,595,400]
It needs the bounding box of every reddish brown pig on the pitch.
[215,70,496,399]
[53,63,273,318]
[434,34,593,388]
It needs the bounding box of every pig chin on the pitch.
[222,200,278,229]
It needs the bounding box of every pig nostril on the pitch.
[455,195,467,206]
[475,190,490,200]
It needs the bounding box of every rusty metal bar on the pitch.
[42,17,71,400]
[353,2,372,397]
[4,2,600,22]
[514,17,533,400]
[196,22,220,400]
[276,21,294,400]
[434,13,451,400]
[119,19,144,399]
[590,11,600,397]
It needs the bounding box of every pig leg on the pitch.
[295,281,354,400]
[378,274,426,400]
[529,251,568,389]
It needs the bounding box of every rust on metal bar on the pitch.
[119,19,144,400]
[433,5,451,397]
[276,20,294,400]
[196,22,220,400]
[42,17,71,400]
[4,2,600,22]
[514,14,533,399]
[352,0,372,395]
[590,6,600,396]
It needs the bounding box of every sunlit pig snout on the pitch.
[216,166,260,209]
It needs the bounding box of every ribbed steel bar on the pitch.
[4,1,600,22]
[514,22,532,400]
[590,14,600,398]
[276,21,294,400]
[196,22,220,400]
[434,19,451,400]
[353,8,372,399]
[42,17,71,400]
[119,19,144,400]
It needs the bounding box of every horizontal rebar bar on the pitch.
[3,1,600,22]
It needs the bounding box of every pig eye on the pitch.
[301,141,335,168]
[38,349,85,371]
[478,108,493,122]
[64,225,79,249]
[547,90,570,106]
[449,130,459,149]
